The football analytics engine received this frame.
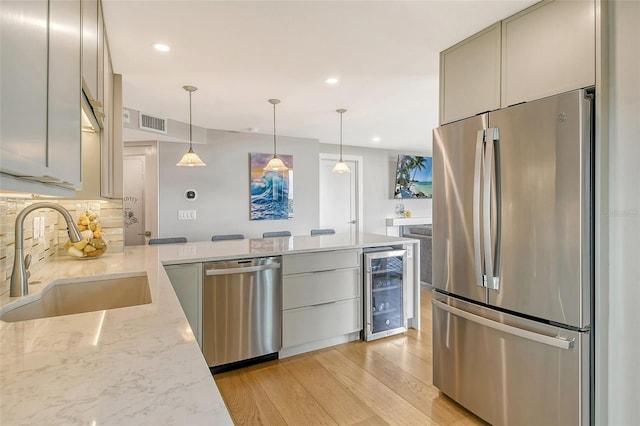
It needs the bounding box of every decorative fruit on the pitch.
[64,210,107,259]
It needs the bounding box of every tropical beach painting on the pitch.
[394,155,433,199]
[250,153,294,220]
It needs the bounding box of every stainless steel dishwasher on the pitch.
[202,257,282,372]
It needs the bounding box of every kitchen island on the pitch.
[0,233,418,425]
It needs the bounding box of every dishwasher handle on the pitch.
[204,262,281,276]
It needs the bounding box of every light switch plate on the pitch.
[178,210,196,220]
[33,217,41,239]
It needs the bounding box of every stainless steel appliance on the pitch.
[363,247,408,341]
[432,88,594,426]
[202,257,282,372]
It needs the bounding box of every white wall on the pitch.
[157,130,319,241]
[606,1,640,424]
[322,143,432,235]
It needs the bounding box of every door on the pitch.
[123,143,159,246]
[123,155,146,245]
[319,155,362,234]
[364,250,407,341]
[488,89,592,328]
[203,258,282,367]
[433,114,488,304]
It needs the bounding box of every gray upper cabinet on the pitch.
[440,23,501,125]
[1,0,82,193]
[1,0,49,178]
[49,0,82,188]
[97,1,105,105]
[439,0,595,125]
[82,0,99,102]
[501,0,595,107]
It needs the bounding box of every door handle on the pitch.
[205,263,281,276]
[138,231,151,237]
[348,220,357,224]
[473,130,484,288]
[483,128,500,291]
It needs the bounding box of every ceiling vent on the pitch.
[139,112,167,134]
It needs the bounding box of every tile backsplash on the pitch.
[0,198,124,295]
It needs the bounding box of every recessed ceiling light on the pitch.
[372,136,381,143]
[153,43,170,52]
[326,77,339,85]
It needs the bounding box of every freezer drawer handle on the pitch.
[433,299,575,350]
[205,263,281,276]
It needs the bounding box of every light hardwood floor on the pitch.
[214,289,487,426]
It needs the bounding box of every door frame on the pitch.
[319,153,364,235]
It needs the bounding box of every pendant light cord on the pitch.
[272,102,277,156]
[339,111,343,161]
[189,90,193,151]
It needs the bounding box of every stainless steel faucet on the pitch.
[10,203,83,297]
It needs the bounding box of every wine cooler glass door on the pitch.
[364,249,408,341]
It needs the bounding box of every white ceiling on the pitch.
[102,0,536,151]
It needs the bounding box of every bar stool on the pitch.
[211,234,245,241]
[310,228,336,236]
[148,237,188,245]
[262,231,292,238]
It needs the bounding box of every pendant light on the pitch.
[264,99,289,172]
[176,85,206,167]
[332,108,351,173]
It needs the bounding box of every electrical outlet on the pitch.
[178,246,197,256]
[178,210,196,220]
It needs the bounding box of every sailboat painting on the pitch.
[250,153,294,220]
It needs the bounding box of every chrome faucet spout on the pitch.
[10,203,83,297]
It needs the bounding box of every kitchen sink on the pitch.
[0,275,152,323]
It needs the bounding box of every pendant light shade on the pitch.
[176,85,206,167]
[264,99,289,172]
[332,108,351,173]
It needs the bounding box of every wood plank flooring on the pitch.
[214,289,487,426]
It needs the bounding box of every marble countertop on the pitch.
[0,233,415,425]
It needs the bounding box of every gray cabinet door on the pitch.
[0,0,49,177]
[165,263,202,347]
[49,0,82,187]
[501,0,595,106]
[440,23,501,125]
[82,0,98,101]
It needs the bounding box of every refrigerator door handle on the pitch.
[473,129,485,287]
[483,128,500,291]
[432,299,575,350]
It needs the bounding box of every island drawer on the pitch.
[282,298,362,348]
[282,249,360,275]
[283,267,360,310]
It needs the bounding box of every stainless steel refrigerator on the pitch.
[432,88,594,426]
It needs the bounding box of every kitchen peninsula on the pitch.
[0,233,419,425]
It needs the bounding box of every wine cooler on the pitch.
[363,248,408,341]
